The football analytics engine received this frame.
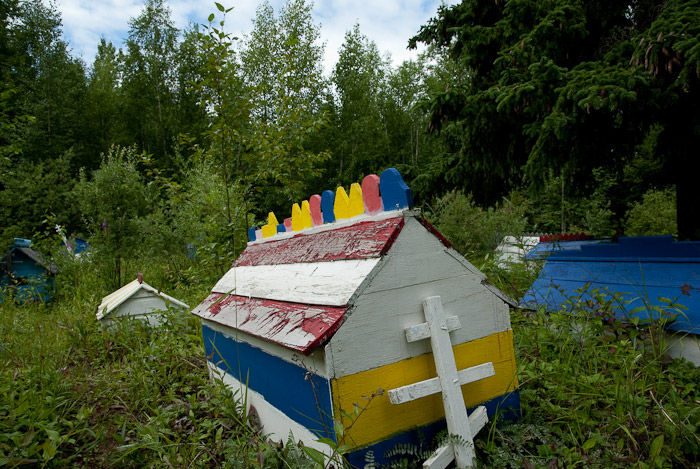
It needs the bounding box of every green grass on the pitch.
[1,258,699,468]
[0,258,312,468]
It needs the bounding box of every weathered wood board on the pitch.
[211,259,380,307]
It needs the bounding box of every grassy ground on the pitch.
[1,259,699,468]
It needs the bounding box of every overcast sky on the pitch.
[53,0,458,73]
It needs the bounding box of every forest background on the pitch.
[1,0,698,286]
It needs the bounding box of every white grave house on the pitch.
[191,169,520,467]
[97,275,189,326]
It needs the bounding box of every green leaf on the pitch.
[41,440,57,460]
[45,429,61,443]
[215,2,224,12]
[649,434,664,462]
[317,437,337,449]
[208,13,215,22]
[302,446,326,465]
[333,419,344,438]
[582,438,596,452]
[20,427,35,447]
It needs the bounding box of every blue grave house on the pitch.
[1,238,58,303]
[521,235,700,365]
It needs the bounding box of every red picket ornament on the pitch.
[362,174,383,215]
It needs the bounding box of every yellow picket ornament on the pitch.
[348,183,364,218]
[291,204,304,232]
[301,200,313,229]
[334,186,350,220]
[261,212,279,239]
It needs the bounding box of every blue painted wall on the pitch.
[201,324,336,440]
[345,391,521,467]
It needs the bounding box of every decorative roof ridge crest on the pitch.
[247,168,414,244]
[247,208,421,246]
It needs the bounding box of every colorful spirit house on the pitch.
[192,169,520,466]
[97,276,189,326]
[1,238,58,303]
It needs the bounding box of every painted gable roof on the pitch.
[1,244,58,276]
[97,279,190,320]
[191,215,406,354]
[192,211,517,354]
[192,168,516,355]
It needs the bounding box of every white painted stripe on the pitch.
[212,259,380,306]
[207,362,338,458]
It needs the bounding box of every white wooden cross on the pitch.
[388,296,495,469]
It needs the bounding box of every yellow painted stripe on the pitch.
[331,330,518,449]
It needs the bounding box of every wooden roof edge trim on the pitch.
[139,283,190,309]
[441,247,517,308]
[191,292,350,355]
[14,247,59,274]
[415,216,451,248]
[481,280,519,309]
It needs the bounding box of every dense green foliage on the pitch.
[1,0,690,251]
[482,300,700,468]
[410,0,700,239]
[625,188,678,237]
[0,255,315,467]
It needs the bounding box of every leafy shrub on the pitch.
[72,145,158,289]
[624,188,677,237]
[430,191,528,261]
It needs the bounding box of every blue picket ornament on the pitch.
[380,168,414,211]
[321,190,336,224]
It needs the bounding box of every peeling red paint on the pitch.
[192,293,347,354]
[205,293,227,316]
[235,218,404,267]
